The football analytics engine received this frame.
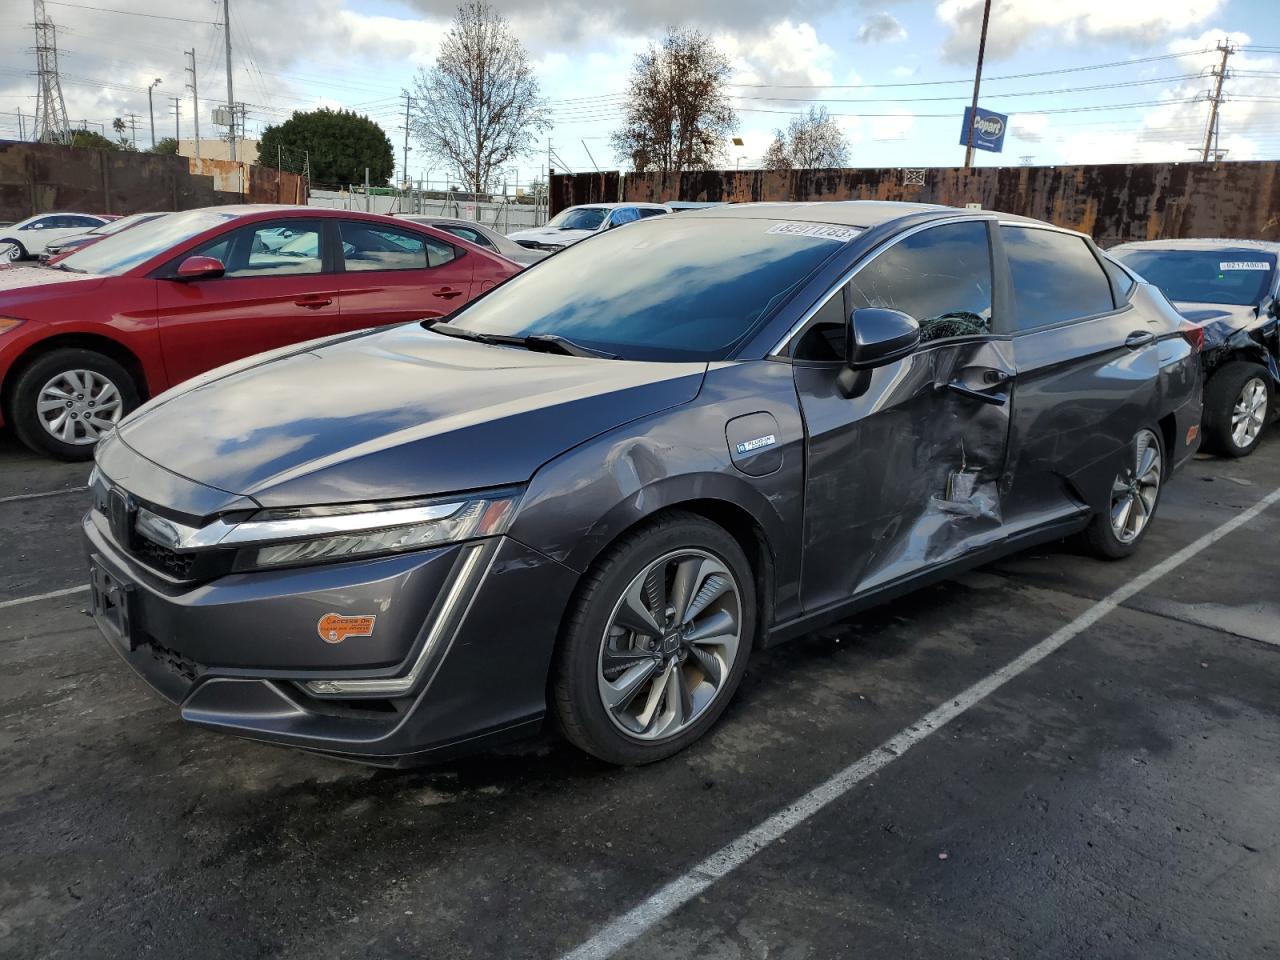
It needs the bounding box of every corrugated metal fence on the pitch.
[550,161,1280,245]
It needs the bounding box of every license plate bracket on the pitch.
[89,559,137,651]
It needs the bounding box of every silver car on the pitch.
[399,216,548,266]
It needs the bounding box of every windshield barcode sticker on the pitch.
[767,222,860,243]
[1219,261,1270,271]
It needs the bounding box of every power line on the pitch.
[41,0,219,24]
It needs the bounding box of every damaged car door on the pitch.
[791,218,1015,612]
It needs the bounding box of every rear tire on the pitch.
[1202,361,1271,458]
[10,348,139,461]
[1078,427,1164,560]
[552,512,756,765]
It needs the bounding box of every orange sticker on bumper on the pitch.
[318,613,376,644]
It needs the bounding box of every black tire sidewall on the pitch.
[10,348,139,461]
[1204,361,1271,458]
[555,514,756,765]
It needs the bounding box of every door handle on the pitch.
[432,287,464,300]
[294,295,333,309]
[944,381,1008,406]
[1124,330,1156,348]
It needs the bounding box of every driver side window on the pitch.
[847,221,994,343]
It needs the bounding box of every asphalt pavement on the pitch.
[1,426,1278,959]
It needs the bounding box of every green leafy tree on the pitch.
[150,137,179,155]
[258,108,394,187]
[70,128,117,150]
[110,117,136,151]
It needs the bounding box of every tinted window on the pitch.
[58,208,239,276]
[638,208,667,219]
[609,207,641,227]
[341,222,426,271]
[1003,226,1114,330]
[68,215,104,228]
[440,225,493,249]
[1111,248,1276,307]
[192,222,324,277]
[847,221,994,342]
[443,217,850,361]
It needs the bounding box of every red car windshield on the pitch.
[57,209,240,276]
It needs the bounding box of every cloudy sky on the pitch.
[1,0,1277,188]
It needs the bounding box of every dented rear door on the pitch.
[791,219,1017,613]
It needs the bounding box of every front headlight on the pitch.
[237,496,517,570]
[126,488,521,573]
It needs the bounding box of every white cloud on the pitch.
[856,13,908,44]
[935,0,1225,62]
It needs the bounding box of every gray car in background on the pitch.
[84,201,1202,768]
[399,215,549,266]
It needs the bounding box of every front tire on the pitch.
[552,512,756,765]
[0,241,27,263]
[10,348,139,461]
[1203,361,1271,458]
[1079,427,1164,560]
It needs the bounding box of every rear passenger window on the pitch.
[1002,226,1115,330]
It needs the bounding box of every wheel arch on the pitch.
[1,332,149,424]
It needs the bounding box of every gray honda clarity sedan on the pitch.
[85,202,1202,766]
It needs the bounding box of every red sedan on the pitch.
[0,205,522,459]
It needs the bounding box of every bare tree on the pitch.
[610,27,737,175]
[764,107,850,170]
[411,1,550,193]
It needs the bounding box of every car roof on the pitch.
[678,200,1042,230]
[1110,238,1280,253]
[399,215,493,230]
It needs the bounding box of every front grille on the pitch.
[143,634,204,683]
[132,537,198,580]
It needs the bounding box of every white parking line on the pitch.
[0,585,89,610]
[0,485,88,506]
[560,484,1280,960]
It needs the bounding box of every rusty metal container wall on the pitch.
[550,162,1280,244]
[0,141,307,222]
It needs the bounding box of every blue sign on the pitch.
[960,106,1008,153]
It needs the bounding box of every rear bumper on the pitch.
[1169,390,1203,473]
[84,514,579,765]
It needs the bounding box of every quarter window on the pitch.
[847,221,994,342]
[339,222,456,271]
[1002,226,1115,330]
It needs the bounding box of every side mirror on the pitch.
[846,308,921,370]
[174,255,225,281]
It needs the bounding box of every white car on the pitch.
[0,212,113,263]
[506,202,671,253]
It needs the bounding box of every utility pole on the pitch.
[126,112,139,150]
[147,78,161,147]
[185,48,200,159]
[170,97,181,143]
[16,109,24,140]
[402,91,412,190]
[223,0,235,162]
[963,0,993,169]
[1201,39,1233,163]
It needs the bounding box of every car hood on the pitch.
[505,227,594,246]
[0,265,105,299]
[115,323,707,508]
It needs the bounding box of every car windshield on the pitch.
[439,217,853,361]
[1114,248,1277,307]
[57,209,240,276]
[546,207,608,231]
[90,213,164,237]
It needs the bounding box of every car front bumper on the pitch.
[83,512,579,766]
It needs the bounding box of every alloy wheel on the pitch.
[597,549,743,741]
[0,243,20,263]
[1231,377,1268,450]
[1109,428,1162,545]
[36,369,123,445]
